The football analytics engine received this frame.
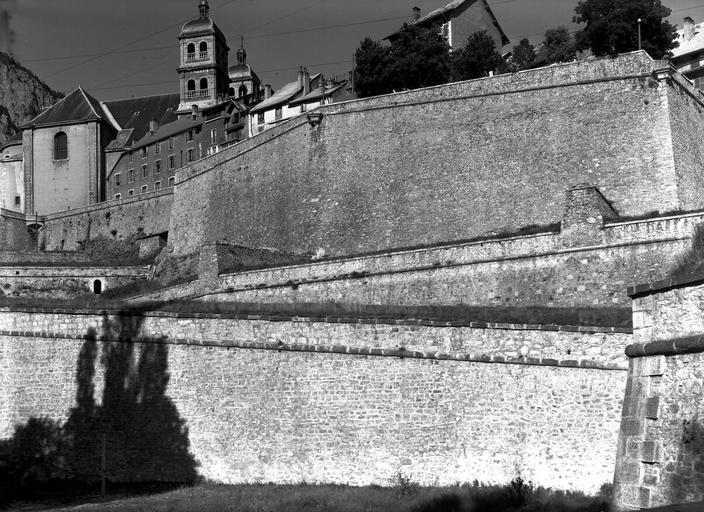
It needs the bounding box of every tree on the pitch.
[353,37,391,98]
[510,38,536,70]
[573,0,678,58]
[384,24,452,92]
[542,26,577,64]
[451,30,504,80]
[353,25,451,97]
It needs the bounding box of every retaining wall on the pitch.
[0,308,628,493]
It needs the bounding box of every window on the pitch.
[168,155,175,169]
[187,79,196,91]
[141,164,148,179]
[93,280,102,294]
[141,185,148,194]
[141,147,147,158]
[128,152,134,163]
[115,174,121,186]
[168,137,174,150]
[53,132,68,160]
[154,160,161,174]
[301,103,307,113]
[155,141,160,154]
[114,193,121,199]
[187,42,195,55]
[199,41,208,52]
[186,130,193,142]
[200,77,208,91]
[168,177,175,187]
[228,87,235,97]
[187,148,194,162]
[154,181,161,191]
[210,129,217,144]
[128,169,135,183]
[238,84,247,98]
[128,189,134,197]
[257,112,264,124]
[14,195,20,206]
[275,107,282,120]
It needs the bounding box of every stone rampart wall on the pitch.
[134,211,703,308]
[168,52,703,261]
[39,189,172,252]
[0,308,628,493]
[613,280,704,509]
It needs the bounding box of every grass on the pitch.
[4,479,612,512]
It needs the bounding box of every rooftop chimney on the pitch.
[297,66,304,88]
[319,75,326,93]
[412,7,421,21]
[684,16,696,42]
[149,119,158,134]
[303,67,311,94]
[264,84,272,99]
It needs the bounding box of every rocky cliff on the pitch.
[0,51,62,144]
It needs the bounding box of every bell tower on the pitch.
[177,0,230,114]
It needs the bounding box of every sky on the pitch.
[4,0,704,101]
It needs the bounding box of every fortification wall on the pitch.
[0,209,35,251]
[168,53,702,262]
[135,211,702,309]
[39,189,172,252]
[0,266,147,298]
[0,308,628,492]
[613,280,704,509]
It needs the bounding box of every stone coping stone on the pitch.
[627,271,704,298]
[626,336,704,358]
[0,306,632,334]
[645,502,704,511]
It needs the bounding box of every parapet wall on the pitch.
[38,189,173,252]
[136,210,703,309]
[613,279,704,509]
[0,307,628,492]
[169,52,704,261]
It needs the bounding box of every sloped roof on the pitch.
[103,93,180,147]
[0,132,22,152]
[386,0,509,47]
[289,81,348,106]
[22,87,107,128]
[130,115,203,151]
[229,63,260,82]
[672,21,704,60]
[250,73,321,113]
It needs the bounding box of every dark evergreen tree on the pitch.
[573,0,678,58]
[511,38,536,70]
[353,37,391,98]
[353,25,451,97]
[542,26,577,64]
[451,30,504,80]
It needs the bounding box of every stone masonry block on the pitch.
[619,460,643,485]
[632,311,652,330]
[630,356,666,377]
[640,440,662,464]
[621,418,646,438]
[645,396,660,420]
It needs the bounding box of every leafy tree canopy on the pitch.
[542,26,577,64]
[451,30,504,80]
[353,25,451,98]
[573,0,678,58]
[510,38,536,71]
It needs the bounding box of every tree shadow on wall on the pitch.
[669,415,704,504]
[0,313,198,507]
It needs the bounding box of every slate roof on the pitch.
[0,132,22,152]
[250,73,321,114]
[103,93,180,148]
[672,21,704,60]
[130,115,203,152]
[289,81,348,106]
[386,0,509,47]
[21,87,107,128]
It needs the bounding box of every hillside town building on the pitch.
[385,0,509,52]
[671,16,704,90]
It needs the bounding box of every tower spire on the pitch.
[199,0,209,19]
[237,36,246,65]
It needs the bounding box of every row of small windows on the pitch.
[128,133,194,163]
[113,178,175,199]
[228,84,248,98]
